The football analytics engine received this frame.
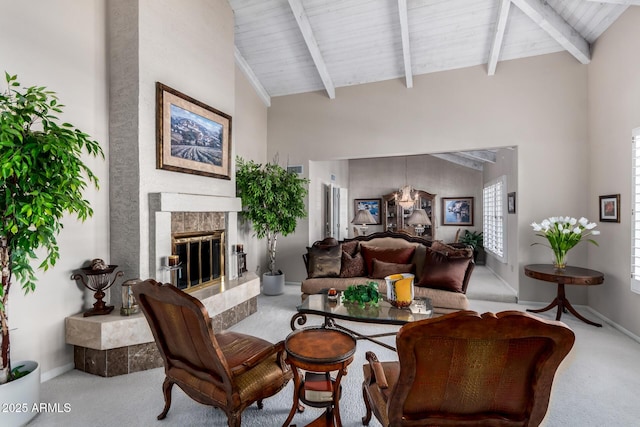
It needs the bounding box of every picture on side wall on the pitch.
[508,192,516,214]
[599,194,620,223]
[156,82,232,179]
[442,197,474,226]
[354,199,381,224]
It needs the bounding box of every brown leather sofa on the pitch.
[301,231,475,314]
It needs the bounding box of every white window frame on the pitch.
[483,175,507,263]
[631,127,640,294]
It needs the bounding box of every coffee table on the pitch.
[291,293,433,351]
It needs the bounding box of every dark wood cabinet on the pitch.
[382,190,435,239]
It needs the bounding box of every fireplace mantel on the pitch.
[149,192,243,282]
[149,192,242,213]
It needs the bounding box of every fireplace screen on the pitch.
[172,231,224,291]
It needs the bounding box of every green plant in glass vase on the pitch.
[0,73,104,383]
[530,216,600,271]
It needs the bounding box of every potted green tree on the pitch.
[0,73,103,424]
[459,230,485,265]
[235,157,309,295]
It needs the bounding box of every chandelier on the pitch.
[395,184,418,209]
[395,157,418,209]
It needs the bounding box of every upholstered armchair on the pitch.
[362,310,575,427]
[133,279,292,427]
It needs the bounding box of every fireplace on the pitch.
[172,230,224,291]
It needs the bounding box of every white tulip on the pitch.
[591,230,600,235]
[586,222,597,230]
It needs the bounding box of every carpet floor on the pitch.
[28,284,640,427]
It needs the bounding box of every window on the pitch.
[483,176,506,262]
[631,128,640,294]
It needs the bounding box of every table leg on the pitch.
[527,283,602,327]
[561,296,603,327]
[283,366,302,427]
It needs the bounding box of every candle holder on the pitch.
[72,265,124,317]
[121,278,142,316]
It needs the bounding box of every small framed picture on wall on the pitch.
[599,194,620,223]
[507,192,516,214]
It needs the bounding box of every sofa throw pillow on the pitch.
[339,251,366,278]
[370,259,414,279]
[360,246,416,277]
[416,248,471,293]
[341,240,360,257]
[307,244,342,278]
[431,240,474,259]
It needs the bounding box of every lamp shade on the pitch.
[406,209,431,226]
[351,209,376,225]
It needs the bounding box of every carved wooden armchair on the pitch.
[362,310,575,427]
[133,279,292,427]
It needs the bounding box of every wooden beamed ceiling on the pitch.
[232,0,631,106]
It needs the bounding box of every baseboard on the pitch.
[518,301,640,346]
[41,362,74,383]
[484,264,518,299]
[584,307,640,345]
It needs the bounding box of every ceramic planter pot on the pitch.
[0,360,40,427]
[262,271,285,295]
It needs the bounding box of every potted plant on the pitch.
[459,230,485,265]
[235,157,309,295]
[0,73,103,424]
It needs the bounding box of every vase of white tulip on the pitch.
[531,216,600,271]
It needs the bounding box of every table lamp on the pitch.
[351,209,376,235]
[406,208,431,236]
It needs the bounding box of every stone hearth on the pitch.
[66,273,259,377]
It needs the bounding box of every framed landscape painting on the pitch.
[156,82,232,179]
[442,197,474,226]
[354,199,381,224]
[599,194,620,223]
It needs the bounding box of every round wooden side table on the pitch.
[524,264,604,327]
[283,327,356,427]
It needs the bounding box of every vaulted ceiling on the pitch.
[231,0,634,107]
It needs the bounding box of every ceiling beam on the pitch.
[511,0,590,64]
[287,0,336,99]
[585,0,640,4]
[234,47,271,107]
[457,150,497,163]
[430,153,485,171]
[487,0,511,76]
[397,0,413,88]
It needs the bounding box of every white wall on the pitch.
[587,7,640,335]
[268,52,589,307]
[0,0,110,378]
[235,65,269,275]
[0,0,270,379]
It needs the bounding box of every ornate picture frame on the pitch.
[442,197,474,226]
[599,194,620,223]
[156,82,232,179]
[354,199,381,224]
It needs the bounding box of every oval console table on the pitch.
[524,264,604,327]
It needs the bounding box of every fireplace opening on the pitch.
[172,230,225,291]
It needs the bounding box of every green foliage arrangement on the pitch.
[235,157,309,276]
[459,230,483,249]
[0,73,104,383]
[341,282,380,307]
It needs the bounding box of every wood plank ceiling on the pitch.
[230,0,635,168]
[231,0,633,105]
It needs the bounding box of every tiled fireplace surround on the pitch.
[65,193,260,377]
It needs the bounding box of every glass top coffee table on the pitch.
[290,293,433,351]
